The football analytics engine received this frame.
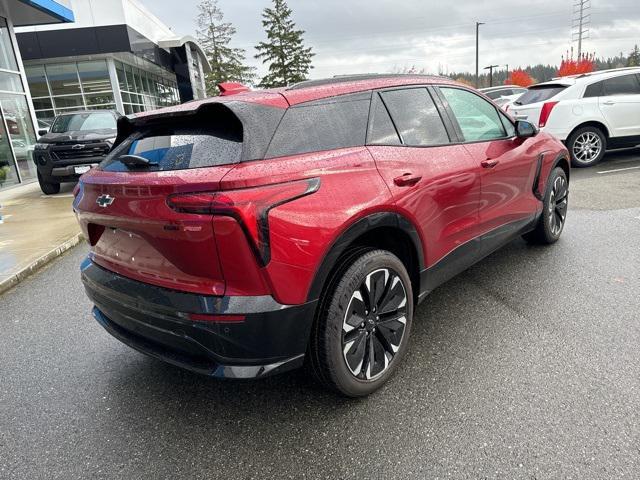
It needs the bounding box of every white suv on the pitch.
[508,67,640,167]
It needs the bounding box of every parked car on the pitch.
[479,85,527,101]
[33,110,119,194]
[74,75,570,397]
[508,67,640,167]
[494,92,525,108]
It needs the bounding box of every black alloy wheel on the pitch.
[308,249,414,397]
[341,268,408,380]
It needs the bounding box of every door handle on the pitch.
[393,173,422,187]
[602,100,615,106]
[481,159,499,168]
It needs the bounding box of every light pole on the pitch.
[475,22,484,88]
[484,64,499,87]
[504,64,509,82]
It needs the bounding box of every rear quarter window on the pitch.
[265,92,371,158]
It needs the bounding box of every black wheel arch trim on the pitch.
[306,211,425,302]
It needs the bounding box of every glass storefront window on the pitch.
[0,18,18,72]
[53,95,84,109]
[46,63,81,96]
[0,115,19,188]
[32,97,53,110]
[25,66,49,97]
[0,93,38,182]
[78,60,112,94]
[115,62,127,91]
[0,71,23,93]
[85,92,114,106]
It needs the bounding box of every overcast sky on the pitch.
[148,0,640,79]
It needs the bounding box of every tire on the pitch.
[523,167,568,245]
[308,249,414,397]
[37,172,60,195]
[567,125,606,167]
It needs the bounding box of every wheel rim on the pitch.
[342,268,407,380]
[572,131,602,164]
[548,175,568,236]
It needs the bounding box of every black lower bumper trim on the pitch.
[93,307,304,378]
[81,257,317,377]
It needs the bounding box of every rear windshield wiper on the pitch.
[120,154,158,169]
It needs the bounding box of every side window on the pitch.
[440,87,507,142]
[584,81,604,98]
[602,74,640,96]
[367,93,401,145]
[266,93,370,158]
[379,88,449,146]
[499,113,516,137]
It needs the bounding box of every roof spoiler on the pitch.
[218,82,251,96]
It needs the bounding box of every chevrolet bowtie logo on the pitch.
[96,194,114,208]
[71,144,86,150]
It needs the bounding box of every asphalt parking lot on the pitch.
[1,151,639,479]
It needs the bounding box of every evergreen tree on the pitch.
[626,45,640,67]
[254,0,314,88]
[195,0,255,95]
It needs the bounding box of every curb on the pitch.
[0,233,84,295]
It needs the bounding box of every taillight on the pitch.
[167,178,320,264]
[538,101,558,128]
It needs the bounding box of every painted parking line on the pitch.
[597,165,640,174]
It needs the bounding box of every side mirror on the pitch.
[515,120,538,139]
[38,128,48,136]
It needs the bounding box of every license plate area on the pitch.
[75,165,91,174]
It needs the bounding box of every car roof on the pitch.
[281,74,457,105]
[130,74,461,123]
[532,67,640,88]
[479,85,525,92]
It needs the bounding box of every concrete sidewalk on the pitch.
[0,182,83,294]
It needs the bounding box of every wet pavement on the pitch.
[1,150,639,479]
[0,182,80,288]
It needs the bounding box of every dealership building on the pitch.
[0,0,74,190]
[0,0,209,191]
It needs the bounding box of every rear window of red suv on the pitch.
[100,114,243,172]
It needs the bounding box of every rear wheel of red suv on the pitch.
[309,249,413,397]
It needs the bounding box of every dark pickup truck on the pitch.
[34,110,119,194]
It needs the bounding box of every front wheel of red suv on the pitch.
[309,249,414,397]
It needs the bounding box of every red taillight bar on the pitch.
[167,178,320,265]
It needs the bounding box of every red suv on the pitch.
[74,75,570,397]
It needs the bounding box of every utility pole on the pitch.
[475,22,484,88]
[572,0,591,59]
[504,64,509,81]
[484,65,499,87]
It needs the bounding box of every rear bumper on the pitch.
[81,257,317,378]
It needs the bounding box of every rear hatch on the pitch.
[508,83,569,126]
[74,100,283,296]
